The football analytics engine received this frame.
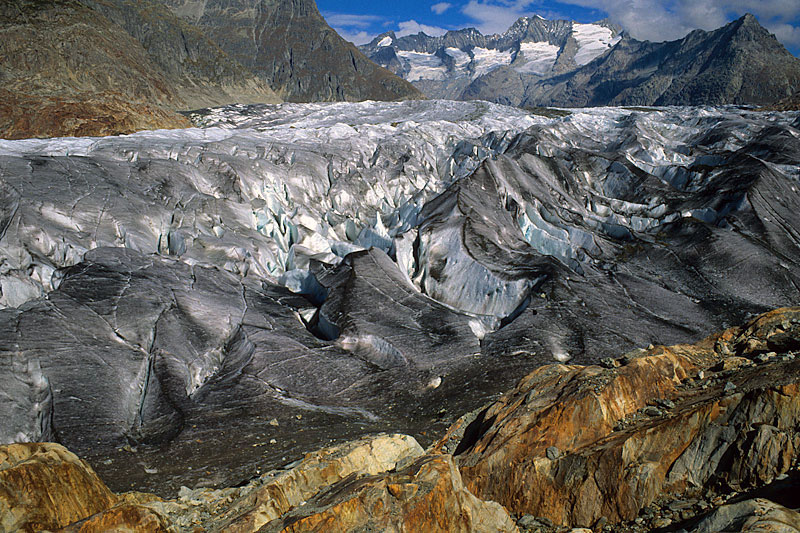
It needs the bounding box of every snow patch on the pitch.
[471,47,513,78]
[572,23,621,66]
[515,41,560,75]
[397,50,447,81]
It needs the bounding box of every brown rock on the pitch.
[261,454,518,533]
[0,89,191,140]
[0,442,117,532]
[56,503,169,533]
[150,433,425,532]
[445,308,800,528]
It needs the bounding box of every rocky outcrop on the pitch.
[0,90,191,140]
[148,434,425,531]
[162,0,423,103]
[2,311,799,532]
[259,454,518,532]
[0,443,117,532]
[441,307,800,528]
[692,498,800,532]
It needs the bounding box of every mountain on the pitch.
[516,13,800,107]
[0,0,279,139]
[365,14,800,108]
[360,16,621,101]
[161,0,424,103]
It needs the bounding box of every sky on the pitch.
[317,0,800,56]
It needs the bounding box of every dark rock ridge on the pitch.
[161,0,424,103]
[0,0,278,139]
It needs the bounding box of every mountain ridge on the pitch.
[364,13,800,108]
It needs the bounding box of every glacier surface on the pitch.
[1,100,799,495]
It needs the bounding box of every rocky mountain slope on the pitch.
[2,307,799,532]
[0,0,279,139]
[1,101,799,499]
[515,13,800,108]
[161,0,424,103]
[365,14,800,108]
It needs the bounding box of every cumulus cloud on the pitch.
[462,1,532,35]
[397,19,449,37]
[431,2,453,15]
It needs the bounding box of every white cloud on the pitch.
[461,1,532,35]
[323,13,383,29]
[336,29,375,45]
[769,22,800,48]
[432,2,453,15]
[397,19,449,37]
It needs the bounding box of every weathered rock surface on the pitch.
[0,442,117,532]
[259,453,518,533]
[0,89,192,140]
[148,433,424,532]
[442,307,800,527]
[691,498,800,532]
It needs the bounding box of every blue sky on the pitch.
[318,0,800,56]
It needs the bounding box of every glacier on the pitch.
[1,100,799,495]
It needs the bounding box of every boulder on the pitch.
[0,443,117,532]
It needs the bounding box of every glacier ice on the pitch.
[1,100,799,494]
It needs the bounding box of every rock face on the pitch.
[162,0,423,103]
[259,454,518,533]
[443,307,800,527]
[692,498,800,532]
[149,434,425,531]
[366,13,800,108]
[0,0,279,139]
[0,443,117,532]
[0,89,192,140]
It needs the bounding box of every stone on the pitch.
[149,434,425,532]
[0,443,117,532]
[259,454,519,533]
[546,446,561,460]
[644,406,665,417]
[691,498,800,532]
[56,503,170,532]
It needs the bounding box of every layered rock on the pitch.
[259,454,518,533]
[0,443,117,532]
[692,498,800,532]
[442,307,800,527]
